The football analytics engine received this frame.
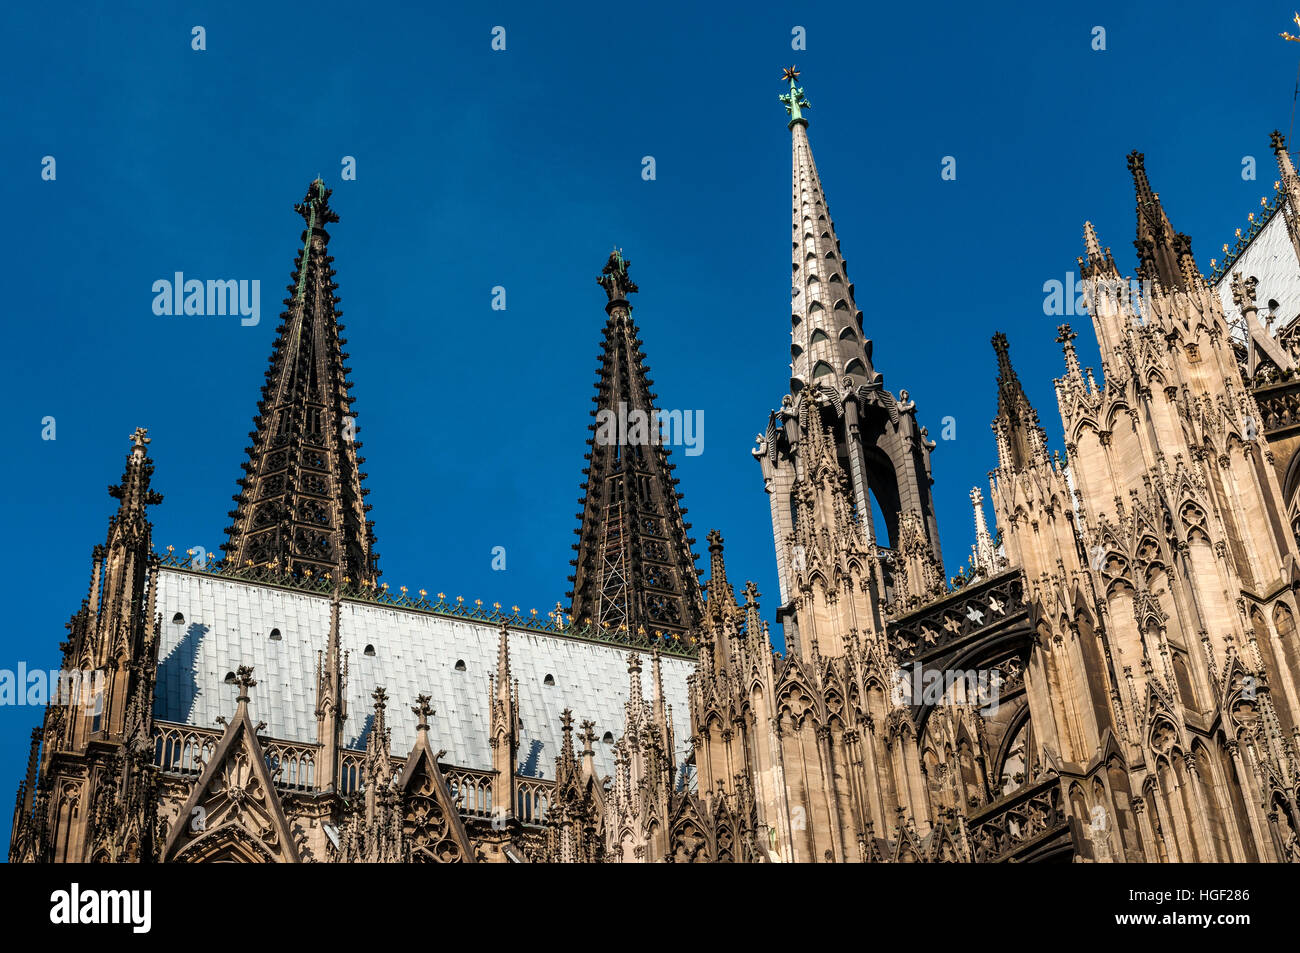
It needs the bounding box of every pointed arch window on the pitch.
[839,327,858,342]
[833,298,850,311]
[845,359,868,377]
[809,329,830,345]
[812,361,835,379]
[171,612,185,625]
[91,690,104,734]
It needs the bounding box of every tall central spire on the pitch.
[222,180,379,585]
[567,251,703,644]
[783,65,875,391]
[758,68,942,612]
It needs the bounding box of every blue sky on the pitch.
[1,1,1296,849]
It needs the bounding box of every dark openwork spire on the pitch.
[222,179,379,585]
[1128,151,1198,291]
[990,332,1047,472]
[567,250,704,644]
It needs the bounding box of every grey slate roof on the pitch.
[152,569,695,780]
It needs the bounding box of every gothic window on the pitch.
[172,612,185,625]
[838,327,857,341]
[845,359,868,377]
[544,674,555,686]
[833,297,849,310]
[602,732,614,744]
[364,645,376,657]
[1171,651,1197,711]
[90,691,103,734]
[224,672,237,684]
[454,659,466,672]
[812,361,834,379]
[809,329,830,345]
[269,628,282,641]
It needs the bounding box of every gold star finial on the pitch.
[1280,12,1300,41]
[782,65,800,83]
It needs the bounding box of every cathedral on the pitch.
[10,68,1300,863]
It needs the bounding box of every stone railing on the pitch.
[888,568,1027,664]
[516,777,553,825]
[153,722,219,776]
[262,739,318,792]
[445,767,495,820]
[965,775,1070,862]
[152,721,548,825]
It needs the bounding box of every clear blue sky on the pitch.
[1,1,1296,849]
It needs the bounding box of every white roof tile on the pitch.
[153,569,694,780]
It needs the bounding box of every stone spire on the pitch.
[990,332,1047,472]
[1079,220,1119,279]
[1128,151,1198,292]
[968,487,999,577]
[488,623,520,821]
[75,429,164,738]
[223,179,379,586]
[784,66,875,391]
[567,250,704,644]
[314,589,348,791]
[1271,130,1300,207]
[759,67,942,610]
[703,529,741,626]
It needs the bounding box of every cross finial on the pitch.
[1055,324,1077,345]
[779,65,811,125]
[372,686,388,710]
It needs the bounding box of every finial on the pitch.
[597,248,638,304]
[234,665,257,704]
[1056,324,1081,377]
[1280,12,1300,42]
[412,693,434,732]
[295,178,339,227]
[779,65,810,126]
